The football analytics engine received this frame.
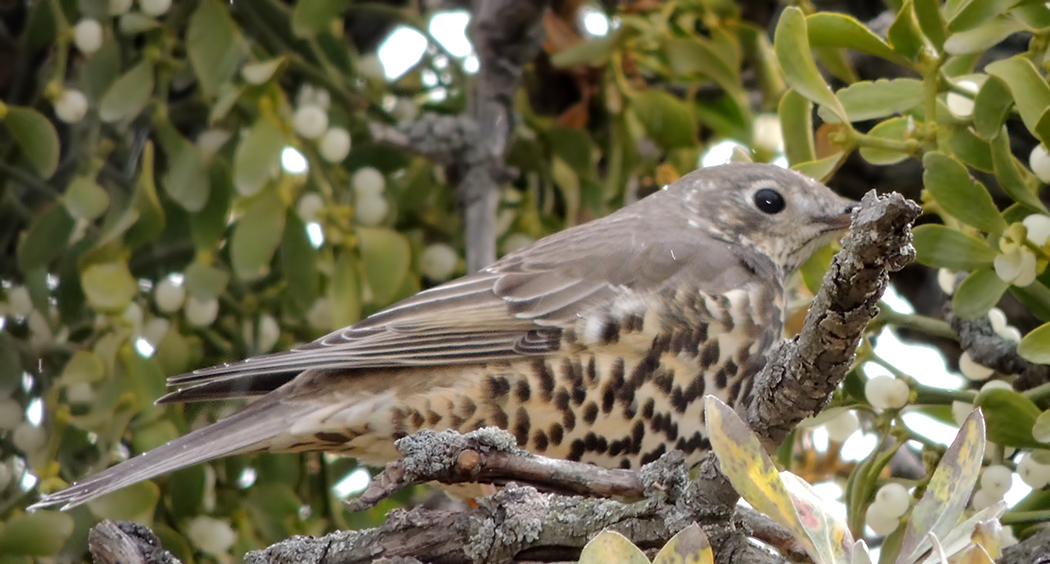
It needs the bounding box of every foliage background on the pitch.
[3,0,1050,561]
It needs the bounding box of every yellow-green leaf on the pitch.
[3,106,59,178]
[0,511,74,556]
[792,152,845,182]
[1019,322,1050,364]
[357,227,411,306]
[552,28,629,68]
[923,152,1005,235]
[778,89,815,165]
[973,78,1013,140]
[579,530,649,564]
[186,0,246,98]
[912,224,997,270]
[898,410,985,564]
[233,116,284,197]
[86,480,160,523]
[81,260,137,312]
[329,252,361,330]
[888,1,926,60]
[98,60,154,122]
[806,12,899,61]
[64,175,110,221]
[990,129,1047,212]
[986,56,1050,146]
[774,7,848,123]
[125,142,165,250]
[16,203,75,272]
[945,17,1026,56]
[859,117,914,165]
[652,523,713,564]
[231,188,286,281]
[631,89,696,149]
[60,350,105,384]
[820,79,923,123]
[292,0,349,38]
[952,267,1010,320]
[948,0,1023,32]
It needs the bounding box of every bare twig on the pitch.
[948,313,1050,391]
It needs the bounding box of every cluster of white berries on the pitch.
[822,409,860,442]
[352,167,389,226]
[1031,144,1050,184]
[865,375,910,410]
[971,464,1013,511]
[866,483,911,535]
[293,85,351,163]
[156,275,218,329]
[3,286,66,347]
[994,214,1050,287]
[243,314,281,354]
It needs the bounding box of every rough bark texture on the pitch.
[949,313,1050,391]
[88,521,179,564]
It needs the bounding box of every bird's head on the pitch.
[667,163,856,277]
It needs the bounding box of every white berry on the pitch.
[352,167,386,197]
[1025,214,1050,246]
[952,401,973,426]
[55,89,89,123]
[959,351,994,381]
[358,53,385,80]
[109,0,133,15]
[0,398,23,430]
[7,286,32,317]
[354,194,389,226]
[391,98,419,122]
[66,382,96,404]
[196,129,230,162]
[981,380,1013,393]
[970,487,996,511]
[293,105,328,140]
[0,460,11,491]
[306,298,332,330]
[318,127,351,163]
[420,243,458,281]
[865,503,899,536]
[1018,453,1050,488]
[296,193,325,223]
[185,296,219,327]
[865,376,910,410]
[143,317,170,346]
[185,516,236,555]
[1032,145,1050,183]
[980,464,1013,498]
[13,422,46,453]
[139,0,171,17]
[988,308,1009,334]
[155,277,186,313]
[257,314,280,353]
[824,410,859,443]
[874,483,911,518]
[503,233,535,255]
[120,302,144,335]
[937,268,956,295]
[74,19,104,54]
[946,80,978,118]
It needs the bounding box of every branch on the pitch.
[88,521,179,564]
[948,313,1049,391]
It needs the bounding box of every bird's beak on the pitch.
[818,202,857,232]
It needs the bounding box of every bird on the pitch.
[30,162,855,511]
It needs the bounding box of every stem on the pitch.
[851,130,920,154]
[0,161,61,200]
[1025,381,1050,405]
[874,306,957,340]
[1001,509,1050,525]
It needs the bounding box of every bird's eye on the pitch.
[754,188,785,214]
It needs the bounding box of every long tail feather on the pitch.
[29,395,308,511]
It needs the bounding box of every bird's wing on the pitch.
[161,208,772,402]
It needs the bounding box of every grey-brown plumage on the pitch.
[30,163,855,510]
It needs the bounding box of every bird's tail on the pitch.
[29,394,310,511]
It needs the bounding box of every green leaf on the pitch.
[329,251,361,330]
[652,524,713,564]
[945,17,1026,55]
[186,0,246,99]
[98,60,154,122]
[985,56,1050,147]
[990,129,1048,212]
[280,212,319,315]
[662,36,743,97]
[86,480,160,522]
[912,224,997,270]
[859,117,914,165]
[952,267,1010,320]
[975,388,1043,449]
[914,0,947,49]
[973,78,1013,140]
[897,410,985,564]
[1013,3,1050,28]
[231,188,286,281]
[233,115,284,197]
[292,0,349,38]
[60,350,105,384]
[17,203,75,272]
[3,106,59,178]
[0,511,74,556]
[80,38,121,102]
[578,530,650,564]
[357,227,411,306]
[159,129,210,212]
[191,161,233,250]
[551,28,630,68]
[1012,282,1050,322]
[546,127,594,176]
[81,259,138,312]
[774,7,848,123]
[125,142,165,250]
[778,89,815,165]
[0,333,21,397]
[1018,321,1050,364]
[64,175,110,221]
[946,126,993,172]
[1034,411,1050,443]
[792,152,845,182]
[632,89,696,149]
[820,79,923,123]
[806,12,899,61]
[184,262,229,301]
[704,396,819,561]
[948,0,1023,32]
[888,1,926,60]
[923,151,1005,234]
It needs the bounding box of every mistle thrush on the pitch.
[31,163,855,510]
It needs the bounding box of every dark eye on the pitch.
[754,188,785,214]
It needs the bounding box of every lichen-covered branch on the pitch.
[948,313,1049,391]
